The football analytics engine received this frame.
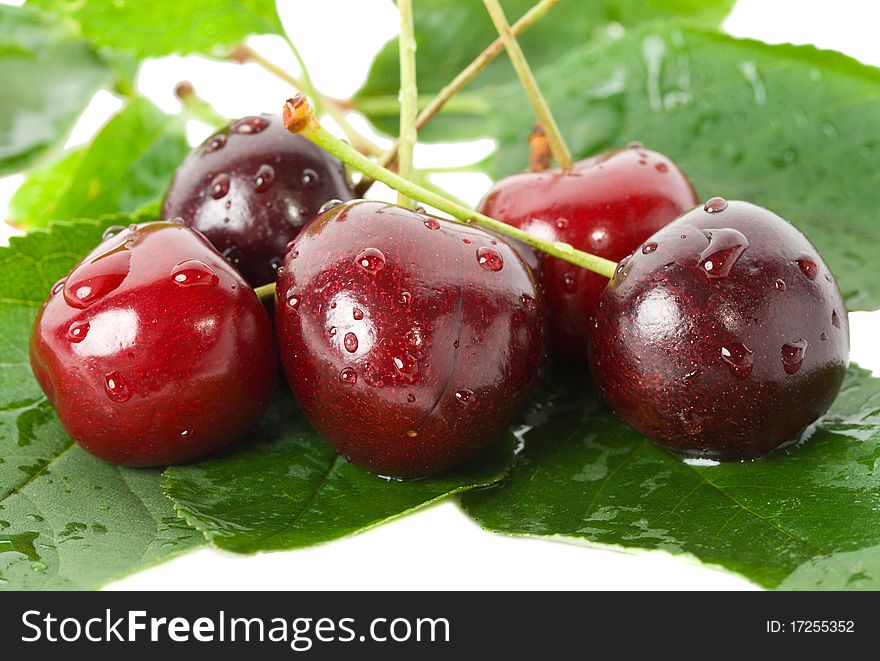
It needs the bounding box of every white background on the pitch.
[1,0,878,590]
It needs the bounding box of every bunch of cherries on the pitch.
[30,110,849,478]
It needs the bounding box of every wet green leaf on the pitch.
[462,365,880,590]
[486,26,880,310]
[355,0,734,140]
[0,215,203,591]
[0,5,112,174]
[8,97,188,229]
[164,398,516,553]
[29,0,283,58]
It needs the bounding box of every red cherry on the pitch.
[479,145,698,361]
[276,201,546,478]
[29,222,277,466]
[162,114,354,287]
[589,200,849,460]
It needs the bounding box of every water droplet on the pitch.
[703,197,728,213]
[355,247,386,274]
[231,116,270,134]
[285,287,301,310]
[642,242,658,254]
[210,173,230,199]
[455,388,475,404]
[399,291,412,305]
[462,238,472,245]
[824,273,833,283]
[206,134,227,152]
[627,141,643,149]
[67,320,89,343]
[320,199,344,214]
[407,393,416,403]
[782,339,808,374]
[392,353,420,383]
[698,228,749,278]
[51,279,66,296]
[424,218,441,230]
[555,217,569,230]
[352,307,364,320]
[302,168,319,189]
[328,326,337,336]
[254,164,275,192]
[476,247,504,272]
[64,245,131,309]
[775,279,786,291]
[269,257,283,274]
[562,272,577,292]
[180,430,192,439]
[102,225,125,240]
[171,259,219,287]
[339,367,357,386]
[683,367,704,383]
[222,245,242,265]
[720,342,754,379]
[832,310,841,329]
[655,162,669,173]
[638,159,647,166]
[796,253,819,280]
[104,371,131,402]
[820,332,828,341]
[521,293,535,310]
[343,332,359,353]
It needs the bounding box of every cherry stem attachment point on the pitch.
[482,0,573,171]
[396,0,418,208]
[283,95,617,280]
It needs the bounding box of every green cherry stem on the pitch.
[396,0,418,208]
[174,81,227,129]
[283,95,617,279]
[482,0,573,171]
[355,0,560,196]
[254,282,277,303]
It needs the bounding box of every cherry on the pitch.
[275,200,546,478]
[29,222,277,466]
[588,199,849,460]
[479,144,698,361]
[162,114,354,287]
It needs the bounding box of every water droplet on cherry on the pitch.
[655,162,669,173]
[455,388,475,404]
[285,287,301,310]
[206,134,226,152]
[796,253,819,280]
[231,116,270,134]
[832,309,841,328]
[67,320,90,343]
[253,164,275,192]
[424,218,440,230]
[720,341,754,379]
[698,228,749,278]
[339,367,357,386]
[302,168,319,189]
[64,245,131,309]
[171,259,219,287]
[642,241,658,254]
[102,225,125,240]
[775,279,786,291]
[210,173,230,199]
[782,339,808,374]
[343,332,359,353]
[104,371,131,402]
[703,197,728,213]
[476,247,504,272]
[353,307,364,321]
[355,247,386,274]
[320,199,344,214]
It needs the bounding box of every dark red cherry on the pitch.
[162,114,354,287]
[29,222,277,466]
[589,200,849,460]
[276,201,546,478]
[479,145,698,361]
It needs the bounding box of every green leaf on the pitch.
[486,26,880,310]
[354,0,735,140]
[8,97,188,229]
[0,5,112,174]
[0,215,203,590]
[462,365,880,590]
[164,397,516,553]
[29,0,283,58]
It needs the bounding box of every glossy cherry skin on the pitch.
[29,222,277,466]
[479,145,698,361]
[162,114,354,287]
[589,200,849,460]
[276,201,546,478]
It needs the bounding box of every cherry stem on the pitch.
[283,95,617,280]
[254,282,277,302]
[232,44,384,157]
[356,0,560,196]
[174,81,227,128]
[482,0,573,171]
[396,0,418,208]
